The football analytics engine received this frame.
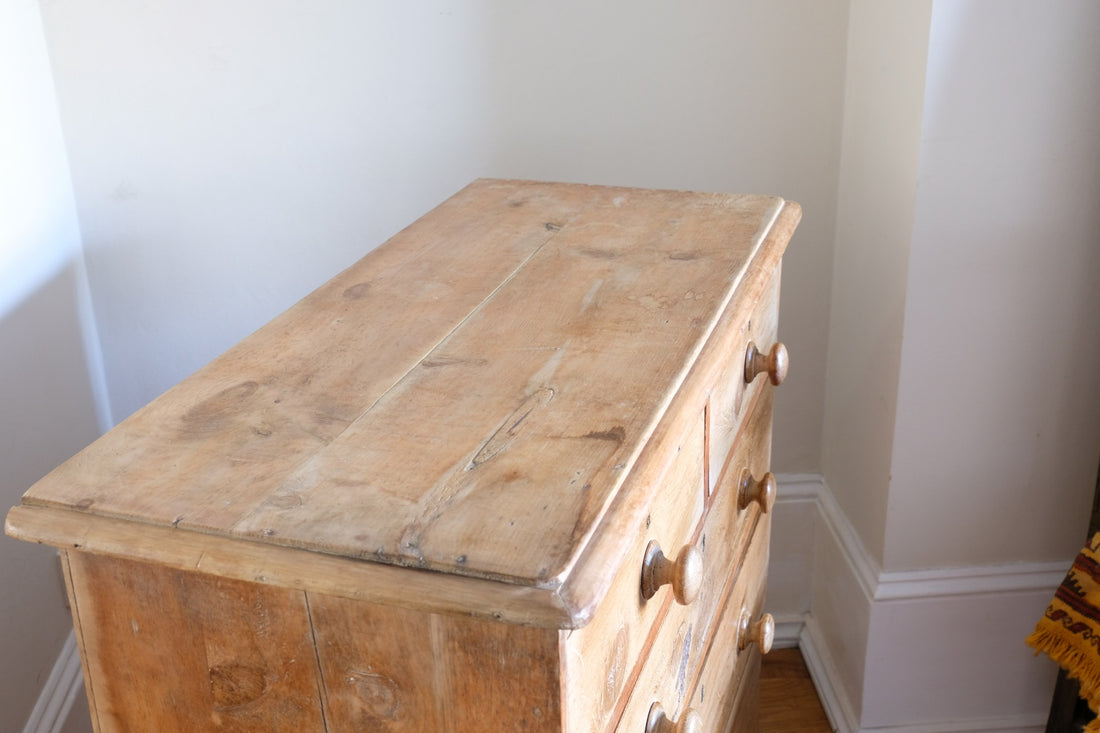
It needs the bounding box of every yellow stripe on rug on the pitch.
[1028,532,1100,731]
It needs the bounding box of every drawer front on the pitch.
[608,392,773,733]
[561,413,706,732]
[687,518,770,732]
[708,266,780,491]
[611,516,770,733]
[610,590,698,733]
[563,272,780,733]
[694,386,773,662]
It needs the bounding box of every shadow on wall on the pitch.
[0,260,102,732]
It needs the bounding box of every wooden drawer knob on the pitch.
[640,540,702,605]
[738,470,777,513]
[646,702,702,733]
[744,341,789,386]
[738,609,775,654]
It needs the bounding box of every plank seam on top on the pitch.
[233,191,788,588]
[17,181,583,534]
[222,187,592,543]
[16,183,788,601]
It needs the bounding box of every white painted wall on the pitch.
[0,1,104,731]
[804,479,1062,732]
[18,1,1099,730]
[823,0,1100,577]
[822,0,933,567]
[39,0,849,476]
[886,0,1100,571]
[813,1,1100,729]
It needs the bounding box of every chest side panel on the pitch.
[64,552,564,733]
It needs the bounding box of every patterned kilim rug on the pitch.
[1028,532,1100,731]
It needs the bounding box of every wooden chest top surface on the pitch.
[13,179,797,593]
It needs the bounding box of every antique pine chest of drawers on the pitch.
[6,179,799,733]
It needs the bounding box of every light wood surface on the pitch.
[15,181,793,590]
[307,594,561,731]
[8,503,572,627]
[706,266,781,493]
[556,218,794,627]
[744,341,789,386]
[8,182,801,629]
[691,387,774,687]
[683,513,770,733]
[35,180,593,541]
[640,541,703,605]
[738,611,776,653]
[6,180,801,733]
[559,412,706,732]
[63,552,329,732]
[738,470,777,514]
[561,382,773,733]
[646,703,702,733]
[65,551,563,732]
[609,384,773,733]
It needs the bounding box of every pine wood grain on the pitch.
[555,208,797,625]
[561,375,774,733]
[16,180,794,592]
[65,552,564,732]
[64,552,327,732]
[7,181,803,733]
[29,180,594,535]
[232,187,788,585]
[8,503,573,628]
[708,266,780,490]
[560,414,706,732]
[683,515,770,732]
[307,595,561,732]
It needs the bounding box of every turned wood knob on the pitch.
[738,470,777,513]
[738,609,775,654]
[640,540,702,605]
[744,341,788,386]
[646,702,702,733]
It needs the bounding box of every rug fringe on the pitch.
[1028,626,1100,712]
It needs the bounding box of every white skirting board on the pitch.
[23,631,82,733]
[770,473,1066,733]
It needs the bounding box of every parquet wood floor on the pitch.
[760,647,833,733]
